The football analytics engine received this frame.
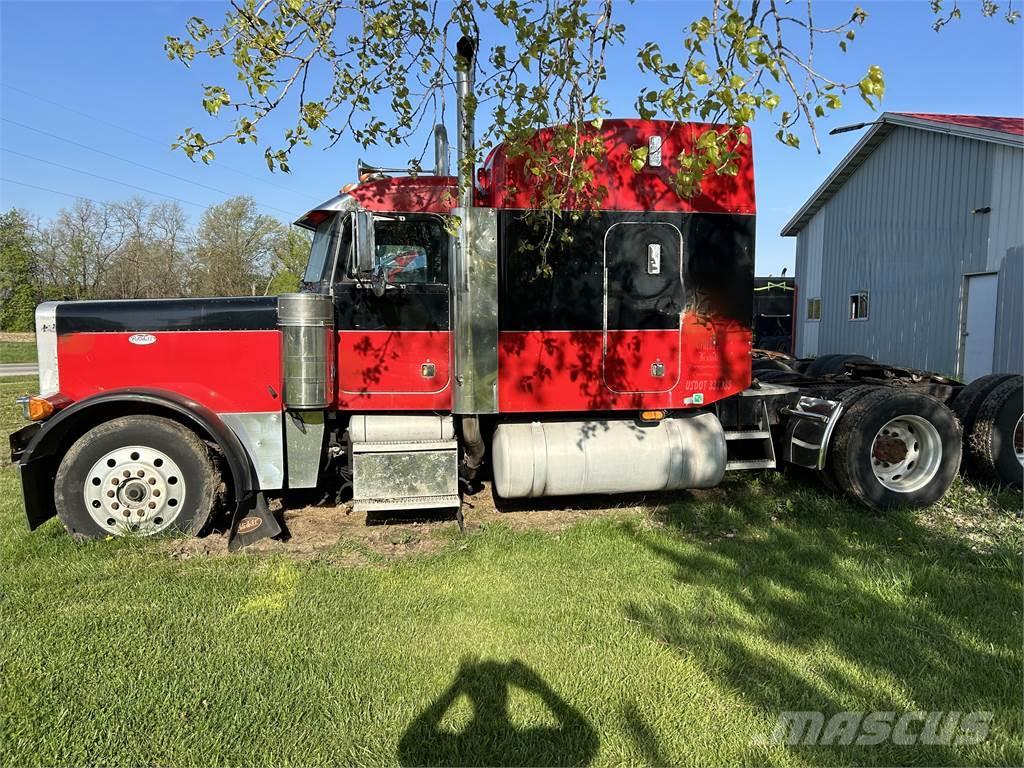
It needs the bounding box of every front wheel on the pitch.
[55,415,219,539]
[829,388,961,510]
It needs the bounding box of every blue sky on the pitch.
[1,0,1022,275]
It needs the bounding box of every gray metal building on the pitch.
[782,112,1023,379]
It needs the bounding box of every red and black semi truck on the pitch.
[9,41,1020,549]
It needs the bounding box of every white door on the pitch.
[963,273,999,381]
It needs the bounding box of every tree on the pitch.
[36,200,127,301]
[266,227,313,295]
[165,0,1015,205]
[191,195,284,296]
[0,209,40,332]
[102,198,193,299]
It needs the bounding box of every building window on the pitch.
[807,297,822,321]
[849,291,869,320]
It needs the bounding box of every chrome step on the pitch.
[726,459,777,471]
[724,430,772,441]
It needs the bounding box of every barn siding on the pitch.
[794,214,824,356]
[989,143,1024,373]
[791,126,1020,376]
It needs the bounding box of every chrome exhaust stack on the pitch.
[450,34,498,415]
[434,124,449,176]
[455,35,475,205]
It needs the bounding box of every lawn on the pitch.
[0,374,1021,767]
[0,334,37,364]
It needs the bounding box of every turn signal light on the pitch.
[639,410,666,422]
[22,394,71,422]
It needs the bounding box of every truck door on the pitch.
[334,213,451,409]
[603,221,684,394]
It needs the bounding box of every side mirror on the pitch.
[352,210,376,275]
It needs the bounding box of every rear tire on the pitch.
[804,353,873,378]
[952,374,1014,432]
[55,415,219,540]
[966,376,1023,489]
[830,388,961,510]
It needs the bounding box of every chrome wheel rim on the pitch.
[84,446,186,536]
[870,415,942,493]
[1014,415,1023,469]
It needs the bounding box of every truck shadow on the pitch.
[397,659,598,767]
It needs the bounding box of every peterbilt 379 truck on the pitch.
[9,40,1022,550]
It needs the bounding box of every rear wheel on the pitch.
[55,415,219,540]
[966,376,1024,489]
[951,373,1015,435]
[830,388,961,510]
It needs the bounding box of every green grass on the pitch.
[0,375,1021,766]
[0,340,37,364]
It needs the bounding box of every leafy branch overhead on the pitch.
[166,0,1013,203]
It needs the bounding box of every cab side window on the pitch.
[373,217,448,285]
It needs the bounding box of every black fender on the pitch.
[14,388,259,537]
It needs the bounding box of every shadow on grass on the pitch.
[398,659,598,767]
[619,475,1022,764]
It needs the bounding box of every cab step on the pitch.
[723,400,777,471]
[724,430,771,441]
[725,458,778,471]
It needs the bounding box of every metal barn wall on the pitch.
[794,214,824,357]
[793,126,1023,375]
[989,143,1024,373]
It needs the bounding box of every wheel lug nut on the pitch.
[148,478,156,485]
[153,490,161,497]
[111,502,119,510]
[112,478,120,486]
[137,470,145,477]
[106,490,115,498]
[148,501,157,509]
[122,470,131,478]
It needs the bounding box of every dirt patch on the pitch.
[162,482,651,565]
[0,332,34,343]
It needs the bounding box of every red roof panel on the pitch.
[896,113,1024,136]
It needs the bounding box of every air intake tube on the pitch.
[277,293,334,409]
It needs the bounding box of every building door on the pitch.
[962,272,999,382]
[602,221,683,394]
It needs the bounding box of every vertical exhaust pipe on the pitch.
[451,33,497,416]
[455,35,476,208]
[434,125,449,176]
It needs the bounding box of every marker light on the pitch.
[21,393,71,422]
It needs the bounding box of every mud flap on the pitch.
[227,492,282,552]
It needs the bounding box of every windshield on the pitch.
[303,214,344,284]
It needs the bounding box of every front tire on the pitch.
[830,388,961,510]
[55,415,219,539]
